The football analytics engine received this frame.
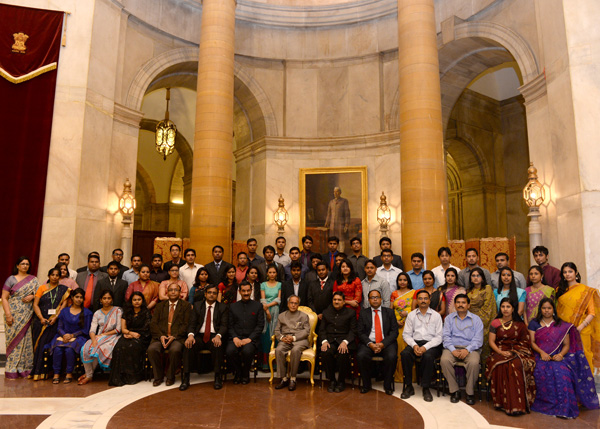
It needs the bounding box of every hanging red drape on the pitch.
[0,4,64,277]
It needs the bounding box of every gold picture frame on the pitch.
[299,166,368,255]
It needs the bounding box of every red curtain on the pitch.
[0,5,64,277]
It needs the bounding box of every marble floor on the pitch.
[0,369,598,429]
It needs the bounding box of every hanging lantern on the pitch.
[155,87,177,160]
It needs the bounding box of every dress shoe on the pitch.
[385,389,394,395]
[360,387,371,394]
[327,381,337,393]
[400,384,414,399]
[153,378,163,387]
[334,382,346,393]
[165,378,175,386]
[214,375,223,390]
[466,395,475,405]
[450,391,460,403]
[179,373,190,391]
[422,388,433,402]
[233,374,241,385]
[275,378,290,390]
[241,377,250,385]
[288,380,297,391]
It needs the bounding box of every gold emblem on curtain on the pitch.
[12,32,29,53]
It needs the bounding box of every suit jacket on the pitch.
[280,279,309,312]
[150,299,191,344]
[93,277,128,312]
[323,251,339,271]
[188,300,228,338]
[163,259,186,272]
[319,305,357,348]
[204,260,234,286]
[75,270,109,291]
[227,299,264,344]
[257,261,286,283]
[357,306,398,349]
[274,310,310,343]
[307,277,335,315]
[99,262,129,278]
[373,254,404,272]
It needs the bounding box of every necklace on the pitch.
[454,314,473,331]
[501,319,513,330]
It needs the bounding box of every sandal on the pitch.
[78,377,92,385]
[63,377,73,384]
[52,377,60,384]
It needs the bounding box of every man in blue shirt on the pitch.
[407,252,425,290]
[441,293,484,405]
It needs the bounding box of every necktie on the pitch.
[204,305,212,343]
[215,262,221,272]
[84,274,94,308]
[168,303,175,336]
[111,279,115,288]
[374,309,383,344]
[330,254,334,270]
[320,279,325,290]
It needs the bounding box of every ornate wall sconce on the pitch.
[119,178,136,262]
[523,162,545,264]
[273,194,289,235]
[377,191,391,237]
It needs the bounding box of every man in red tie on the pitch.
[307,262,334,321]
[180,284,228,391]
[356,289,399,395]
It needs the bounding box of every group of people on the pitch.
[2,235,599,418]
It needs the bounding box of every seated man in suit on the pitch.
[180,284,228,391]
[441,293,483,405]
[274,295,311,391]
[401,289,444,402]
[281,261,309,312]
[204,245,234,286]
[76,253,108,309]
[307,262,334,320]
[93,261,127,311]
[320,291,356,393]
[357,289,398,395]
[226,282,265,384]
[148,283,191,386]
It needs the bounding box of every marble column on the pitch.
[191,0,236,262]
[397,0,448,267]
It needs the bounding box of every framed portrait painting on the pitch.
[299,166,368,255]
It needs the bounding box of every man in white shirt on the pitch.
[179,248,203,288]
[376,249,402,291]
[58,253,77,280]
[122,255,142,285]
[431,246,461,287]
[273,236,292,267]
[400,289,444,402]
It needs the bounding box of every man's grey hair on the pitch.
[287,294,300,303]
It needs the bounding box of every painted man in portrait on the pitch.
[324,187,350,251]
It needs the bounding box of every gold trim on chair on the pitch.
[268,306,319,386]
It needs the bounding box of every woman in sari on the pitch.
[125,265,159,311]
[486,298,535,416]
[525,265,555,325]
[467,267,497,361]
[109,292,151,386]
[438,268,464,315]
[159,265,189,302]
[494,267,526,316]
[529,297,599,418]
[188,267,210,304]
[556,262,600,372]
[2,257,39,379]
[411,270,445,316]
[31,267,70,380]
[391,272,414,382]
[260,265,281,369]
[79,289,122,385]
[49,288,92,384]
[56,263,78,290]
[218,265,239,305]
[333,260,362,318]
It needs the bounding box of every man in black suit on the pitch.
[93,261,127,312]
[307,262,334,320]
[204,245,234,285]
[304,253,322,284]
[372,237,404,271]
[320,292,356,393]
[280,261,309,312]
[180,284,228,391]
[256,245,285,283]
[357,289,399,395]
[100,248,128,277]
[226,283,265,384]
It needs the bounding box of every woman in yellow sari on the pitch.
[556,262,600,372]
[391,272,414,382]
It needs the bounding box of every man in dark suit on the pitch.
[256,245,285,283]
[99,248,129,277]
[148,283,191,386]
[76,253,108,309]
[304,253,323,284]
[320,292,356,393]
[357,289,399,395]
[323,237,339,272]
[280,261,309,312]
[226,283,264,384]
[204,245,234,285]
[93,261,127,312]
[307,262,334,319]
[372,237,404,271]
[180,284,228,391]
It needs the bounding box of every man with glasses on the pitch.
[100,248,129,277]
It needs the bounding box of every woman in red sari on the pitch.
[486,297,536,415]
[333,260,362,318]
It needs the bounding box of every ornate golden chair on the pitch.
[268,306,318,386]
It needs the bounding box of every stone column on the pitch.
[398,0,448,267]
[191,0,236,262]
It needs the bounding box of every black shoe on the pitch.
[288,380,297,391]
[385,389,394,395]
[400,384,414,399]
[153,378,163,387]
[327,381,337,393]
[450,391,460,403]
[423,388,433,402]
[275,378,290,390]
[241,377,250,385]
[466,395,475,405]
[334,382,345,393]
[233,375,241,385]
[165,378,175,387]
[179,373,190,391]
[214,374,223,390]
[360,386,372,394]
